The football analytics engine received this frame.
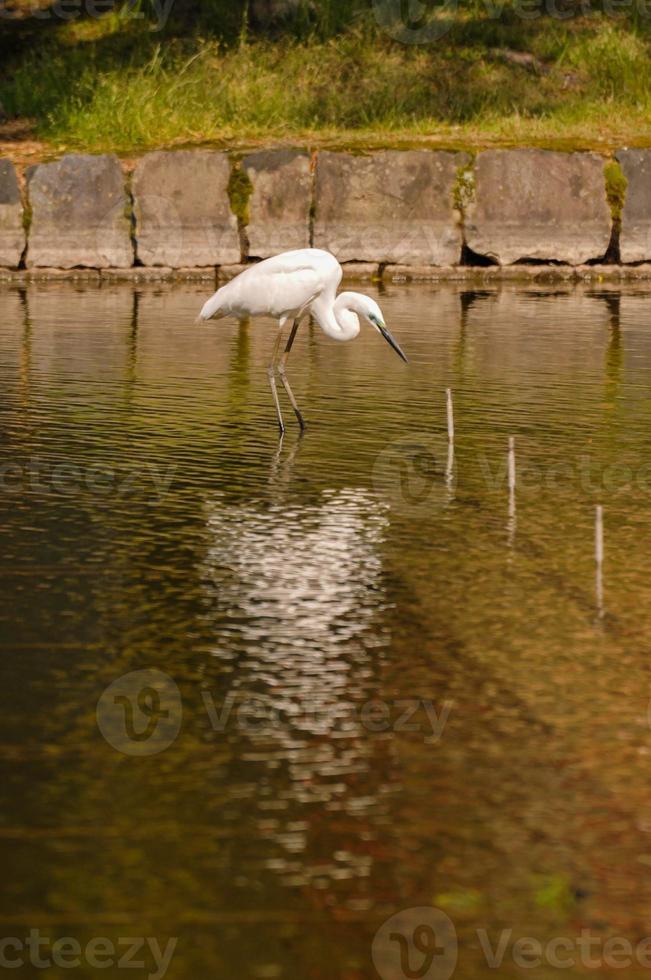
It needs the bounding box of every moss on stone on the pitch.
[228,160,254,227]
[453,157,476,216]
[605,158,628,222]
[21,197,32,235]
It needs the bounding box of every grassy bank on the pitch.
[2,2,651,154]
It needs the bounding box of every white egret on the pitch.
[197,248,407,433]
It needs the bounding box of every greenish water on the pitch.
[2,282,651,979]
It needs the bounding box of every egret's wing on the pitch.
[259,249,342,317]
[261,267,324,318]
[198,249,342,321]
[256,248,342,284]
[229,256,341,319]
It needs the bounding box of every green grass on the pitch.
[3,3,651,154]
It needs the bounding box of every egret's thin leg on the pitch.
[278,317,305,431]
[268,327,285,434]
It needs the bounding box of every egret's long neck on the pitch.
[311,293,361,342]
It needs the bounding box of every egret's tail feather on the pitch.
[198,289,227,322]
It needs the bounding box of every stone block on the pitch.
[133,150,240,267]
[99,266,173,282]
[26,268,101,281]
[314,150,464,265]
[616,149,651,263]
[465,150,611,265]
[244,149,312,257]
[386,264,451,281]
[171,267,218,281]
[0,269,26,283]
[341,262,381,280]
[26,154,132,268]
[0,159,25,267]
[218,264,250,282]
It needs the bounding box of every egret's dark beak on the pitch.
[378,323,408,364]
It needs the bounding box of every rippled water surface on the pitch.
[3,282,651,978]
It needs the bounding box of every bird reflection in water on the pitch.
[199,483,393,890]
[201,485,390,730]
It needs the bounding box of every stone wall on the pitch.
[313,150,465,265]
[3,147,651,273]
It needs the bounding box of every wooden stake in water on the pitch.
[445,441,455,494]
[595,505,604,565]
[507,437,516,548]
[595,504,604,618]
[446,388,454,443]
[508,437,516,495]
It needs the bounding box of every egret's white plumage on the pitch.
[200,249,340,324]
[198,248,407,432]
